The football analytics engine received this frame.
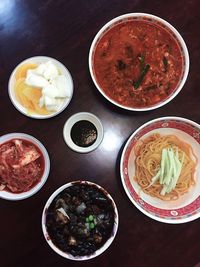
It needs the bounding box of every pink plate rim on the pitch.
[120,116,200,224]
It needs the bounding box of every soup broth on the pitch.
[93,19,184,108]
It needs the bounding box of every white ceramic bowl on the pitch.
[120,117,200,223]
[8,56,73,119]
[0,133,50,200]
[63,112,104,153]
[89,13,189,111]
[42,180,119,260]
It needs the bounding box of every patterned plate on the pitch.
[120,117,200,223]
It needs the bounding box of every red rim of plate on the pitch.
[120,116,200,223]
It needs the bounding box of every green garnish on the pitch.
[147,147,185,196]
[89,222,95,229]
[134,64,150,89]
[88,215,94,222]
[86,214,96,230]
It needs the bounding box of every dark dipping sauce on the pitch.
[71,120,97,147]
[46,183,115,257]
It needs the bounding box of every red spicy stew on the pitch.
[93,19,184,108]
[0,139,44,193]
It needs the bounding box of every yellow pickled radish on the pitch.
[15,63,37,80]
[14,77,51,115]
[14,63,53,115]
[14,78,30,107]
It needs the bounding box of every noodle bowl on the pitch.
[134,133,197,201]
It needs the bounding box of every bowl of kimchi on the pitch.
[0,133,50,200]
[89,13,189,111]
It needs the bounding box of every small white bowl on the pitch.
[0,133,50,200]
[63,112,104,153]
[42,180,119,261]
[89,13,189,111]
[8,56,73,119]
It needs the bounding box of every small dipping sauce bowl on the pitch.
[63,112,104,153]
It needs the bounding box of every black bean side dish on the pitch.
[46,183,115,257]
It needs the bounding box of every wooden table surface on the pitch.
[1,1,200,267]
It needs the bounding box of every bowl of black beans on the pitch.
[42,181,119,260]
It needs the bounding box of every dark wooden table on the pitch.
[1,1,200,267]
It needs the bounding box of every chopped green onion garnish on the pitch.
[134,64,150,89]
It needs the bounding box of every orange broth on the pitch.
[93,19,184,108]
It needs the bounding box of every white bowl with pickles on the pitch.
[8,56,73,119]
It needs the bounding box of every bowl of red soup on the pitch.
[0,133,50,200]
[42,181,119,260]
[89,13,189,111]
